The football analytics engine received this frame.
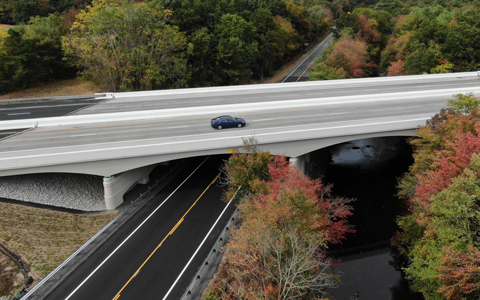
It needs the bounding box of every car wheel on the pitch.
[218,125,223,130]
[237,123,243,128]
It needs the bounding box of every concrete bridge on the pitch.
[1,72,479,208]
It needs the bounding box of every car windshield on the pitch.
[213,116,233,122]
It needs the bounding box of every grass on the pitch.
[0,78,104,100]
[0,202,117,296]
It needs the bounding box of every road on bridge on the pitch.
[41,156,235,300]
[1,74,479,156]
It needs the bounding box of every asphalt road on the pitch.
[42,156,234,300]
[280,33,334,83]
[0,99,104,121]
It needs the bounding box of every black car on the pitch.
[211,115,246,129]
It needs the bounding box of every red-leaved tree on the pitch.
[438,245,480,299]
[206,154,355,299]
[325,36,370,78]
[387,59,406,76]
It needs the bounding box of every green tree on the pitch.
[447,93,480,115]
[215,14,259,84]
[305,5,334,34]
[405,41,441,74]
[219,137,272,201]
[0,0,14,24]
[13,0,50,23]
[309,60,347,80]
[251,8,277,82]
[0,14,74,94]
[188,27,219,87]
[443,22,480,71]
[64,0,189,91]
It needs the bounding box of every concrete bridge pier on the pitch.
[103,164,157,210]
[289,153,310,174]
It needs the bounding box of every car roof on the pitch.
[213,115,232,119]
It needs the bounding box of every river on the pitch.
[309,137,424,300]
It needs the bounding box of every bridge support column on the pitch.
[290,153,310,174]
[104,164,157,210]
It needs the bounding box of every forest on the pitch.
[393,94,480,300]
[2,0,480,93]
[0,0,337,93]
[309,0,480,79]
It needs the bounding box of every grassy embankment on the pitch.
[0,204,116,296]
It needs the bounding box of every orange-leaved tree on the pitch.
[394,93,480,298]
[206,145,355,299]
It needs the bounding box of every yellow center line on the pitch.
[112,170,222,300]
[296,59,316,82]
[0,96,450,136]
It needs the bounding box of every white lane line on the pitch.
[7,112,31,115]
[0,104,91,111]
[167,126,190,129]
[254,118,274,122]
[64,157,209,300]
[70,134,96,137]
[163,188,238,300]
[328,112,347,115]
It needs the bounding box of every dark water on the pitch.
[308,137,424,300]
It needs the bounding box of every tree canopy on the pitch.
[394,93,480,299]
[207,140,355,299]
[0,14,75,94]
[311,1,480,81]
[63,0,189,91]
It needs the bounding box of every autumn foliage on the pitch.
[206,147,355,299]
[394,93,480,299]
[310,36,370,80]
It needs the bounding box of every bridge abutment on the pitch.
[289,153,310,173]
[103,164,157,210]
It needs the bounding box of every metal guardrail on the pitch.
[20,160,182,300]
[180,206,240,300]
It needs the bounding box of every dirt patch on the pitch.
[0,254,16,297]
[0,24,14,32]
[0,202,117,296]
